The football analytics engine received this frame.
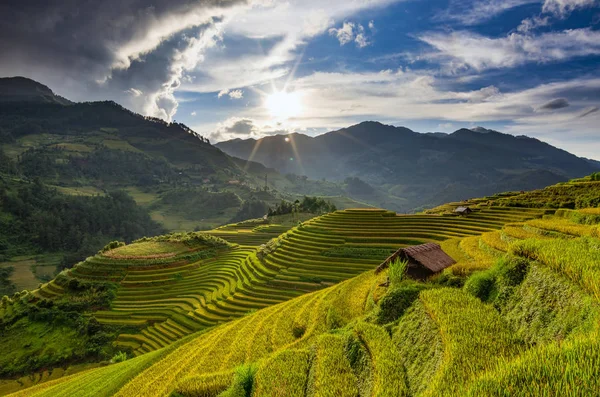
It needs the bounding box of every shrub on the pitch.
[99,241,126,253]
[463,270,497,302]
[111,351,128,363]
[377,283,429,324]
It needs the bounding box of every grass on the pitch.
[105,241,189,258]
[310,334,359,397]
[252,349,311,397]
[510,237,600,301]
[466,334,600,396]
[418,288,523,397]
[0,259,41,291]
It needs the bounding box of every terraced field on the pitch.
[7,200,600,396]
[30,207,545,356]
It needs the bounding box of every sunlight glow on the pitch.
[265,90,303,120]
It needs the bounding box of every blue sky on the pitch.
[1,0,599,158]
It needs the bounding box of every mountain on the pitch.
[216,121,599,211]
[0,76,71,105]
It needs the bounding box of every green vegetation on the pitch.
[267,196,337,217]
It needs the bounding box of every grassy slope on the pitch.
[5,179,600,396]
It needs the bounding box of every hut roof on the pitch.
[454,206,471,213]
[400,243,456,272]
[375,243,456,274]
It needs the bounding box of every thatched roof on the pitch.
[376,243,456,274]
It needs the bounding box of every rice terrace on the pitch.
[1,175,600,396]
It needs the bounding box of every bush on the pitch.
[464,270,497,302]
[99,241,126,253]
[377,283,429,324]
[111,351,128,363]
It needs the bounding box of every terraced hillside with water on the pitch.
[2,178,600,396]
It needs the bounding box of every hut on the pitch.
[375,243,456,280]
[454,206,472,215]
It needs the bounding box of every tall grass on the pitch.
[466,334,600,396]
[251,349,311,397]
[419,288,523,397]
[510,237,600,301]
[353,322,409,397]
[388,258,407,286]
[309,334,359,397]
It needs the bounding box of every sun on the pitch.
[265,90,302,120]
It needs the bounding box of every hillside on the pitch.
[3,202,600,395]
[216,122,600,211]
[2,176,599,395]
[0,77,362,291]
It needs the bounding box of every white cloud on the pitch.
[228,89,244,99]
[517,15,551,32]
[542,0,599,17]
[329,21,373,48]
[419,28,600,71]
[329,22,356,45]
[217,88,244,99]
[125,88,143,97]
[435,0,539,25]
[191,111,197,116]
[438,122,455,129]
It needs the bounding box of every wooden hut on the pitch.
[454,206,472,215]
[375,243,456,280]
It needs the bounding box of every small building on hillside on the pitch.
[454,206,472,215]
[375,243,456,280]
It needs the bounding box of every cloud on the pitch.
[209,117,295,141]
[435,0,539,25]
[517,15,551,32]
[538,97,570,110]
[217,88,244,99]
[228,89,244,99]
[191,111,197,116]
[181,1,395,94]
[542,0,599,17]
[419,28,600,72]
[0,0,248,121]
[579,106,599,117]
[125,88,143,97]
[329,21,373,48]
[439,122,455,129]
[329,22,356,45]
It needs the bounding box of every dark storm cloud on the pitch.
[0,0,246,119]
[539,97,570,110]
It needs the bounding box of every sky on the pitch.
[1,0,599,159]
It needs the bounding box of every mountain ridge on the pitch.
[216,122,600,211]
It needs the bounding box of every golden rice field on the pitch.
[9,203,600,397]
[28,206,543,356]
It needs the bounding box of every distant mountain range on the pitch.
[216,121,600,211]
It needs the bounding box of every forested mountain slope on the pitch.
[217,121,600,211]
